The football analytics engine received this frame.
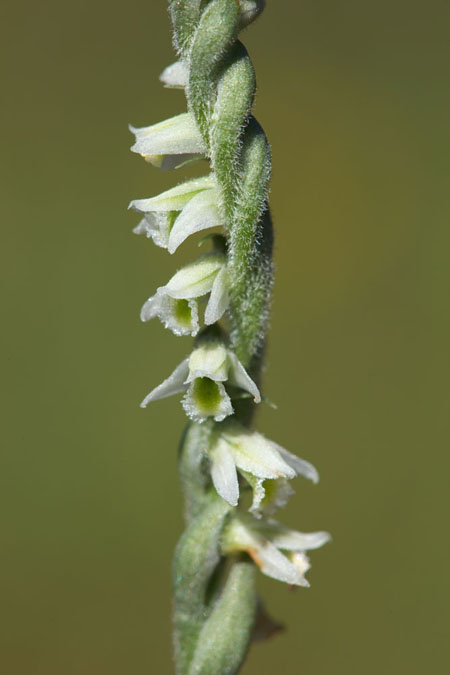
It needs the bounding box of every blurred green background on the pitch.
[1,1,449,673]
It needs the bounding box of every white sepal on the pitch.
[187,342,229,383]
[204,266,230,325]
[130,176,215,214]
[220,425,296,480]
[227,351,261,402]
[129,113,206,169]
[140,293,199,337]
[159,60,189,88]
[269,528,331,552]
[162,254,226,300]
[274,443,319,484]
[140,358,189,408]
[209,441,239,506]
[254,540,310,587]
[168,188,222,254]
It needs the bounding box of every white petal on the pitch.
[182,379,233,423]
[204,266,229,325]
[130,113,206,163]
[168,188,222,254]
[221,425,296,480]
[186,342,229,383]
[270,529,331,552]
[160,60,189,88]
[140,358,189,408]
[209,440,239,506]
[163,255,225,300]
[140,293,199,337]
[130,176,215,214]
[289,552,311,582]
[145,153,202,170]
[273,444,319,484]
[227,351,261,402]
[252,540,310,587]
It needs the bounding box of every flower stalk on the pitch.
[129,2,329,673]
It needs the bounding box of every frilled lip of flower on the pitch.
[129,113,206,169]
[139,344,260,423]
[208,421,318,508]
[140,293,200,337]
[222,514,331,587]
[245,475,295,516]
[130,179,222,255]
[132,212,174,249]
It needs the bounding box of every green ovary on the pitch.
[174,299,192,326]
[191,377,222,415]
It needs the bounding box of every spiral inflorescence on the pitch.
[129,2,329,673]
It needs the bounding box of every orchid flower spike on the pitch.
[129,112,206,170]
[140,253,229,336]
[130,175,222,253]
[140,336,260,423]
[207,420,319,508]
[222,513,331,587]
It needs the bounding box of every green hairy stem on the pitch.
[130,1,329,673]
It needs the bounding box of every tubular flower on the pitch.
[140,253,229,336]
[140,294,200,337]
[130,112,206,169]
[140,339,260,423]
[222,514,331,587]
[130,175,221,253]
[207,421,318,508]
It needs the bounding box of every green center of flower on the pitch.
[174,299,192,326]
[166,210,178,233]
[191,377,222,414]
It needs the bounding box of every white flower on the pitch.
[154,254,229,327]
[140,340,260,422]
[160,60,189,88]
[222,514,331,587]
[129,113,206,170]
[140,255,228,336]
[208,421,319,508]
[130,176,222,253]
[140,293,200,337]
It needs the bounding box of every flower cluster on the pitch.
[130,60,329,588]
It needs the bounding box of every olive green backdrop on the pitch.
[1,1,449,673]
